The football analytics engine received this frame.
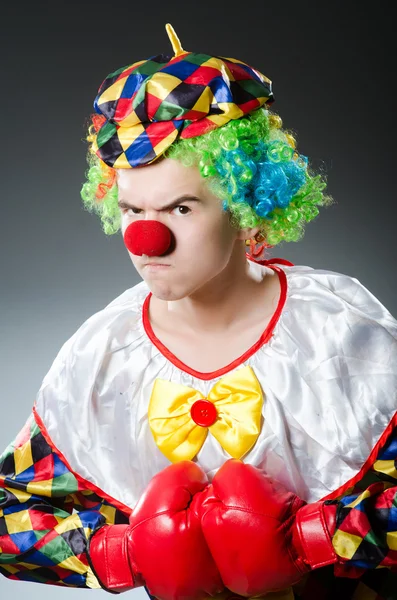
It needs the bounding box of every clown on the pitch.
[1,24,397,600]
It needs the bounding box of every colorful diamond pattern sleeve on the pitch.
[0,413,128,588]
[329,419,397,574]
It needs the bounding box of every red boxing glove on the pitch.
[88,461,224,600]
[198,459,338,596]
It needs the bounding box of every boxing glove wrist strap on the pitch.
[293,501,338,569]
[87,524,138,593]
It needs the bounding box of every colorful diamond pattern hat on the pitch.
[91,24,274,168]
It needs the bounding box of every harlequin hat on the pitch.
[91,24,274,169]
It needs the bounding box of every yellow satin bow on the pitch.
[148,366,264,463]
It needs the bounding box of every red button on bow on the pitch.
[190,399,217,427]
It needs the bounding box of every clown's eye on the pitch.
[123,205,192,216]
[171,205,192,215]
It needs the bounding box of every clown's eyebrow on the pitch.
[117,195,203,212]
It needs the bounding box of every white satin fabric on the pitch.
[34,261,397,508]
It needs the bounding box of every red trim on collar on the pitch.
[246,254,295,267]
[32,403,133,517]
[142,263,289,381]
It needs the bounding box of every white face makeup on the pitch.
[117,157,259,303]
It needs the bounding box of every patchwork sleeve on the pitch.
[330,420,397,575]
[0,413,128,589]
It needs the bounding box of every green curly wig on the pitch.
[80,107,334,247]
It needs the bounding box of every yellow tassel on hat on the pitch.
[165,23,186,57]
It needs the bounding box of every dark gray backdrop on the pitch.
[1,1,395,597]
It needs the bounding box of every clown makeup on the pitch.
[116,157,278,334]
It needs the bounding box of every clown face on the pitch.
[116,157,261,304]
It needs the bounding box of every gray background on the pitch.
[1,0,395,597]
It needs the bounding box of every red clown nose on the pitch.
[123,220,173,256]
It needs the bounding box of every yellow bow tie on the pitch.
[148,366,264,463]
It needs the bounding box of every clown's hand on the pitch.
[198,459,338,596]
[88,461,224,600]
